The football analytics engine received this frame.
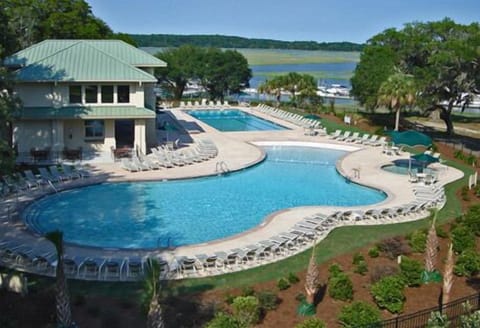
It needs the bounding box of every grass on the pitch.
[237,49,360,65]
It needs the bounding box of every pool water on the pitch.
[382,159,436,175]
[188,109,287,131]
[24,146,386,249]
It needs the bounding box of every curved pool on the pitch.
[23,146,386,249]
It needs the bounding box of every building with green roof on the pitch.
[4,39,167,161]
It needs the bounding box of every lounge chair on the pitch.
[336,131,351,142]
[355,134,370,144]
[23,170,43,187]
[345,132,360,142]
[61,164,82,179]
[363,135,379,146]
[49,165,70,182]
[38,167,61,184]
[328,129,342,139]
[131,156,150,171]
[121,158,140,172]
[141,155,162,170]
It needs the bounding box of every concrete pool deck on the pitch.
[0,106,465,280]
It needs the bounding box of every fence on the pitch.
[379,292,480,328]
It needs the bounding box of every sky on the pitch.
[86,0,480,43]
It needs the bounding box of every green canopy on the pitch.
[390,130,432,147]
[412,153,439,165]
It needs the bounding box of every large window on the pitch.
[101,85,114,103]
[84,120,104,139]
[69,85,82,103]
[117,85,130,103]
[85,85,98,103]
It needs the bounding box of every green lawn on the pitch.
[237,49,360,65]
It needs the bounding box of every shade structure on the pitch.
[390,130,432,147]
[411,153,439,165]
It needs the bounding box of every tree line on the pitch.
[130,34,364,51]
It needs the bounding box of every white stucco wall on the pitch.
[13,120,52,153]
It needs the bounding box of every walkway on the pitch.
[0,105,464,281]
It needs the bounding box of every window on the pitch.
[84,120,104,139]
[117,85,130,103]
[69,85,82,103]
[85,85,98,103]
[101,85,114,103]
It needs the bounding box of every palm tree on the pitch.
[45,230,73,328]
[145,258,165,328]
[377,71,416,131]
[304,243,320,306]
[442,243,454,307]
[425,214,439,273]
[258,77,284,106]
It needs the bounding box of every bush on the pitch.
[354,261,368,276]
[224,293,236,305]
[463,205,480,236]
[451,225,476,254]
[370,265,399,283]
[328,263,343,277]
[461,186,470,201]
[454,249,480,277]
[368,246,380,258]
[399,256,423,287]
[338,301,382,328]
[231,296,260,327]
[352,253,365,265]
[295,317,327,328]
[287,272,300,284]
[256,290,279,311]
[377,237,411,259]
[295,293,306,302]
[205,312,244,328]
[407,230,427,253]
[370,275,406,314]
[436,225,449,239]
[426,311,450,328]
[277,277,291,290]
[328,273,354,301]
[241,286,255,297]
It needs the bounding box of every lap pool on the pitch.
[23,146,386,249]
[187,109,287,131]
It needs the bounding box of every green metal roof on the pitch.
[5,39,166,67]
[18,106,156,120]
[5,40,166,82]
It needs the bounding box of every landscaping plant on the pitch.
[231,296,260,327]
[295,317,327,328]
[423,216,442,283]
[400,256,423,287]
[442,243,455,306]
[370,275,406,314]
[338,301,382,328]
[298,245,320,316]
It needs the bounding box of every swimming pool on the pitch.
[188,109,287,131]
[382,159,436,175]
[23,146,386,249]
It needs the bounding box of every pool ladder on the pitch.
[215,161,230,175]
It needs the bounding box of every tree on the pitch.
[258,72,319,107]
[351,18,480,135]
[45,230,74,328]
[2,0,113,56]
[199,48,251,101]
[144,258,165,328]
[377,71,416,131]
[155,45,205,100]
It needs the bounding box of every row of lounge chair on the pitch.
[254,104,325,131]
[120,139,218,172]
[1,164,91,197]
[180,100,230,108]
[328,129,388,147]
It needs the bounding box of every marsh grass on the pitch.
[237,49,360,65]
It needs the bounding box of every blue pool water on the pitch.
[188,109,287,131]
[23,146,386,249]
[382,159,436,175]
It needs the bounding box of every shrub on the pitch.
[408,230,427,253]
[368,246,380,258]
[426,311,450,328]
[295,317,327,328]
[451,225,476,254]
[287,272,300,284]
[399,256,423,287]
[295,293,306,302]
[241,286,255,297]
[256,290,279,311]
[328,263,343,277]
[224,293,236,305]
[377,237,411,259]
[277,277,291,290]
[354,261,368,276]
[461,186,470,201]
[352,253,365,265]
[205,312,244,328]
[463,205,480,236]
[370,265,399,283]
[454,249,480,277]
[370,275,406,314]
[436,225,449,239]
[338,301,382,328]
[328,273,354,301]
[231,296,260,327]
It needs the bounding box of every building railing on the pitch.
[378,292,480,328]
